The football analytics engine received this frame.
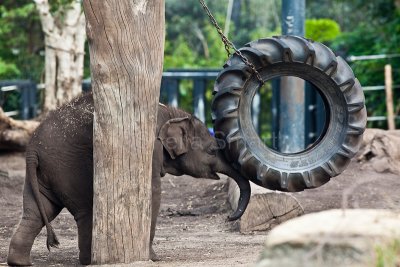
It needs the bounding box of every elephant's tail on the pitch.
[26,150,59,251]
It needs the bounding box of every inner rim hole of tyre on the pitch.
[251,76,327,154]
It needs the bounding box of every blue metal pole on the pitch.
[20,83,29,120]
[166,78,179,107]
[28,81,37,118]
[282,0,305,36]
[279,0,305,153]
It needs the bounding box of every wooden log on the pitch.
[83,0,165,264]
[0,107,39,150]
[228,178,304,233]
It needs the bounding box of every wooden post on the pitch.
[83,0,165,264]
[385,64,395,130]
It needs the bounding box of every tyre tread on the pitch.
[213,36,366,192]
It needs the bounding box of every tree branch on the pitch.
[33,0,59,38]
[0,107,39,150]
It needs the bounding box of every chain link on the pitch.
[198,0,264,85]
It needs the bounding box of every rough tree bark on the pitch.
[34,0,86,111]
[83,0,165,264]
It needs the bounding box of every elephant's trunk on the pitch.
[216,153,251,221]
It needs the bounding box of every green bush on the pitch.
[0,58,20,79]
[305,18,341,43]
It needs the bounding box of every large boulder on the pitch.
[255,209,400,267]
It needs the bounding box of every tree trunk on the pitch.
[34,0,86,111]
[83,0,165,264]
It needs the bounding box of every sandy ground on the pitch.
[0,152,399,266]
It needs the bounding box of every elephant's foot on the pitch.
[150,247,160,261]
[75,210,92,266]
[7,236,34,266]
[7,217,45,266]
[79,251,91,266]
[7,251,32,266]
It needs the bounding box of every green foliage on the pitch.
[164,22,227,69]
[0,1,43,81]
[48,0,78,29]
[164,0,281,70]
[0,58,20,79]
[0,0,78,82]
[257,81,274,144]
[305,19,341,43]
[228,0,281,46]
[164,0,281,113]
[1,91,20,114]
[1,0,399,129]
[330,1,400,128]
[49,0,75,13]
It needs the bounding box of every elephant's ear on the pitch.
[158,117,192,159]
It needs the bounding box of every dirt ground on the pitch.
[0,152,399,266]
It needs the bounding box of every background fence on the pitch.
[1,67,397,148]
[347,55,400,130]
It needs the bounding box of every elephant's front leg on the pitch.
[150,174,161,260]
[150,140,163,260]
[8,183,62,266]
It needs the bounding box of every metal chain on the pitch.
[198,0,264,84]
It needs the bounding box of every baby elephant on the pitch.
[7,92,250,266]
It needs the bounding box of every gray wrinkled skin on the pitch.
[7,92,250,266]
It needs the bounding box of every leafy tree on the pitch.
[1,0,399,128]
[164,0,282,70]
[328,0,400,128]
[0,58,20,79]
[0,1,43,80]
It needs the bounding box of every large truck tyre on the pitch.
[212,36,367,192]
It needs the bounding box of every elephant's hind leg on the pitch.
[74,210,92,265]
[7,183,62,266]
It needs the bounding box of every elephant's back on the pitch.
[29,93,94,211]
[32,92,94,148]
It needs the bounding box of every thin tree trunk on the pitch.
[34,0,85,111]
[83,0,165,264]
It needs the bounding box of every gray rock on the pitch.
[255,209,400,267]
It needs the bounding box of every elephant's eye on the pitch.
[207,145,219,155]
